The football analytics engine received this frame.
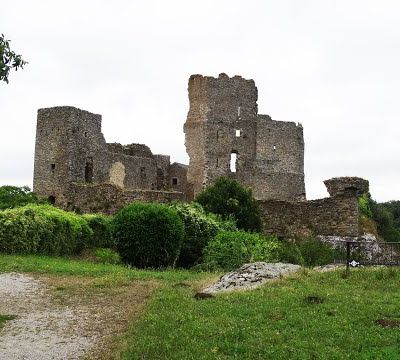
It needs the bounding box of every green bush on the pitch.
[196,177,263,232]
[278,240,304,266]
[83,214,113,248]
[0,204,92,255]
[203,230,280,271]
[358,193,372,218]
[112,202,184,268]
[0,185,46,210]
[169,202,236,268]
[278,237,338,267]
[94,248,121,264]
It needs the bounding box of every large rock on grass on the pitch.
[201,262,301,295]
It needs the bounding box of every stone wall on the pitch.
[33,106,193,207]
[260,195,359,237]
[66,183,185,215]
[184,73,305,201]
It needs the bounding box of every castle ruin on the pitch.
[33,73,369,238]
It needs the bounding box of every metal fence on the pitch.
[332,241,400,269]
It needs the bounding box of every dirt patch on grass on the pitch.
[0,272,158,359]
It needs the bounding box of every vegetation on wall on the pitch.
[195,177,262,232]
[357,192,400,242]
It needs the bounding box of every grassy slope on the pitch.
[0,255,399,359]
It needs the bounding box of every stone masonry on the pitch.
[33,106,192,211]
[33,74,368,240]
[184,73,305,201]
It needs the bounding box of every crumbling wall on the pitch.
[168,163,194,201]
[184,73,305,201]
[67,183,185,215]
[33,106,191,207]
[259,177,368,238]
[260,196,359,237]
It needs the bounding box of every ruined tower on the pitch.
[184,73,305,201]
[33,106,109,205]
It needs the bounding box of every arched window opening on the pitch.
[48,196,56,204]
[230,152,237,172]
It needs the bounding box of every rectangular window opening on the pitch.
[235,129,241,137]
[50,163,55,174]
[172,177,178,186]
[230,153,237,172]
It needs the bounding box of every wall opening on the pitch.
[48,196,56,204]
[230,152,237,172]
[273,145,276,151]
[50,163,55,174]
[216,130,219,139]
[235,129,241,137]
[172,177,178,186]
[216,157,219,168]
[140,167,146,179]
[85,158,93,183]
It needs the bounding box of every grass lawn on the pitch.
[1,255,399,359]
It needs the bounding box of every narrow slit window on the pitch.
[216,130,219,139]
[235,129,241,137]
[273,145,276,151]
[216,157,219,168]
[230,152,237,172]
[50,163,55,174]
[85,158,93,183]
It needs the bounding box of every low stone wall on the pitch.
[66,183,185,214]
[259,195,359,237]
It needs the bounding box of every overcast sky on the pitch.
[1,0,399,201]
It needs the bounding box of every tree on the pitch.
[195,177,263,232]
[0,34,27,83]
[0,186,45,210]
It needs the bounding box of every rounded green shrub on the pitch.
[83,213,113,248]
[169,202,237,268]
[203,230,280,271]
[112,202,184,268]
[196,177,262,232]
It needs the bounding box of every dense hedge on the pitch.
[170,202,236,268]
[112,202,184,268]
[83,213,114,248]
[0,204,92,255]
[203,230,280,271]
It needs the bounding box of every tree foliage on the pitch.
[195,177,263,232]
[0,34,27,83]
[0,186,45,210]
[369,199,400,242]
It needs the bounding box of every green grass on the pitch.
[0,314,16,329]
[1,255,399,359]
[121,268,400,360]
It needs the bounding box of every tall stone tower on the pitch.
[184,73,306,201]
[33,106,108,205]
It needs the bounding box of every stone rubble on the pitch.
[201,262,301,294]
